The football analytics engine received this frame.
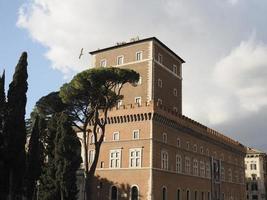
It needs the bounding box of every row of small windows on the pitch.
[161,132,242,165]
[161,151,211,178]
[90,130,140,144]
[160,151,244,183]
[110,185,139,200]
[245,163,257,170]
[162,187,211,200]
[157,78,178,96]
[88,148,142,168]
[157,53,181,76]
[100,51,143,67]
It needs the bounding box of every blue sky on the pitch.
[1,0,267,151]
[0,0,64,117]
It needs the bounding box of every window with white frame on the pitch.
[117,100,123,108]
[193,159,198,176]
[193,144,197,152]
[136,51,142,61]
[161,150,168,170]
[129,148,142,168]
[132,129,140,140]
[90,134,95,144]
[88,149,95,164]
[158,78,163,88]
[200,146,204,154]
[158,53,163,64]
[100,59,107,67]
[228,168,232,182]
[206,162,211,178]
[158,98,163,105]
[173,88,177,96]
[112,132,120,141]
[117,55,124,65]
[200,161,205,177]
[162,132,167,143]
[176,154,182,173]
[177,138,181,147]
[221,167,225,181]
[134,97,141,106]
[250,164,257,170]
[173,64,177,74]
[206,148,210,156]
[109,149,121,168]
[186,142,190,150]
[137,76,142,85]
[185,157,191,174]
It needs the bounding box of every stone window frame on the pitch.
[117,55,124,65]
[176,154,182,173]
[112,131,120,141]
[162,132,167,143]
[158,78,163,88]
[173,88,177,96]
[158,53,163,64]
[109,149,122,168]
[185,156,191,174]
[132,129,140,140]
[193,158,199,176]
[136,51,143,61]
[129,148,142,168]
[134,96,142,106]
[161,150,168,170]
[100,59,107,67]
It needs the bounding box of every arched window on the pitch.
[110,186,118,200]
[195,191,198,200]
[187,189,190,200]
[131,186,139,200]
[177,189,181,200]
[162,187,167,200]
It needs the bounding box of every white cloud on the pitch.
[211,36,267,123]
[17,0,267,127]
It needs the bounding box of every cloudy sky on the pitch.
[1,0,267,151]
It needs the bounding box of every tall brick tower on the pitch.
[78,37,246,200]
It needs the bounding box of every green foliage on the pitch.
[5,52,28,198]
[25,115,42,200]
[0,70,7,199]
[55,113,82,200]
[39,114,60,200]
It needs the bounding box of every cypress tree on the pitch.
[5,52,28,199]
[38,114,60,200]
[25,115,42,200]
[55,113,82,200]
[0,70,8,199]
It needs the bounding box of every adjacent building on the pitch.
[78,37,246,200]
[245,147,267,200]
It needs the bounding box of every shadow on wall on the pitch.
[76,170,142,200]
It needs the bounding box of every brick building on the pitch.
[245,147,267,200]
[78,37,246,200]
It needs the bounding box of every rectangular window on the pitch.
[173,88,177,96]
[200,161,205,177]
[88,150,95,164]
[112,132,120,141]
[134,97,141,106]
[158,53,163,64]
[129,148,142,167]
[136,51,142,61]
[173,64,177,74]
[117,55,124,65]
[206,162,211,178]
[251,164,257,170]
[176,154,182,173]
[177,138,181,147]
[221,167,225,181]
[185,157,191,174]
[161,151,168,170]
[133,130,140,139]
[158,79,162,88]
[193,159,198,176]
[100,59,107,67]
[109,149,121,168]
[162,132,167,143]
[157,98,163,105]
